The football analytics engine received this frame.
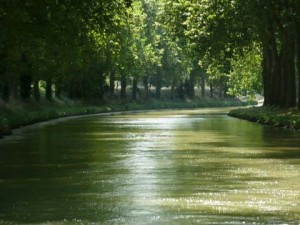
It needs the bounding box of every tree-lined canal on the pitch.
[0,109,299,225]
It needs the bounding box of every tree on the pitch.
[228,45,263,99]
[165,0,300,108]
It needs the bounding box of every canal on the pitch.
[0,108,299,224]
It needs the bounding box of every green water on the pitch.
[0,108,299,225]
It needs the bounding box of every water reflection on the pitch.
[0,109,299,224]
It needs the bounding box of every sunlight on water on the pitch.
[0,109,299,224]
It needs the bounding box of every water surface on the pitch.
[0,108,299,224]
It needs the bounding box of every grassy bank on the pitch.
[228,107,300,130]
[0,98,251,137]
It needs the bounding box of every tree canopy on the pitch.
[0,0,299,108]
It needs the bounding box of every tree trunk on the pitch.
[296,2,300,109]
[201,75,205,98]
[143,76,148,100]
[170,78,175,99]
[0,53,9,102]
[184,78,190,97]
[210,83,213,98]
[273,51,282,106]
[120,75,127,99]
[280,25,297,108]
[223,76,229,98]
[132,77,138,100]
[189,73,195,98]
[1,81,10,102]
[285,25,297,108]
[6,47,20,102]
[99,73,105,101]
[55,82,62,99]
[297,21,300,109]
[9,65,18,101]
[219,79,223,98]
[33,77,40,102]
[279,29,289,107]
[268,26,277,106]
[178,80,184,99]
[155,77,161,99]
[109,72,115,98]
[45,78,52,101]
[262,38,272,106]
[19,54,32,100]
[19,73,32,100]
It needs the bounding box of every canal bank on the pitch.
[0,98,250,137]
[228,107,300,130]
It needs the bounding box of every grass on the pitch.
[0,97,251,137]
[228,107,300,130]
[0,101,108,136]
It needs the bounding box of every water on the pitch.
[0,108,299,225]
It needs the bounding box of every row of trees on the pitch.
[0,0,134,102]
[165,0,299,108]
[0,0,222,103]
[2,0,297,108]
[258,1,300,108]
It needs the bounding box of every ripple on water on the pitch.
[0,109,300,224]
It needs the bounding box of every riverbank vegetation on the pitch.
[0,97,249,136]
[229,107,300,130]
[0,1,299,131]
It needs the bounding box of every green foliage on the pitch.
[229,107,300,130]
[2,0,295,107]
[0,98,251,136]
[228,45,263,99]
